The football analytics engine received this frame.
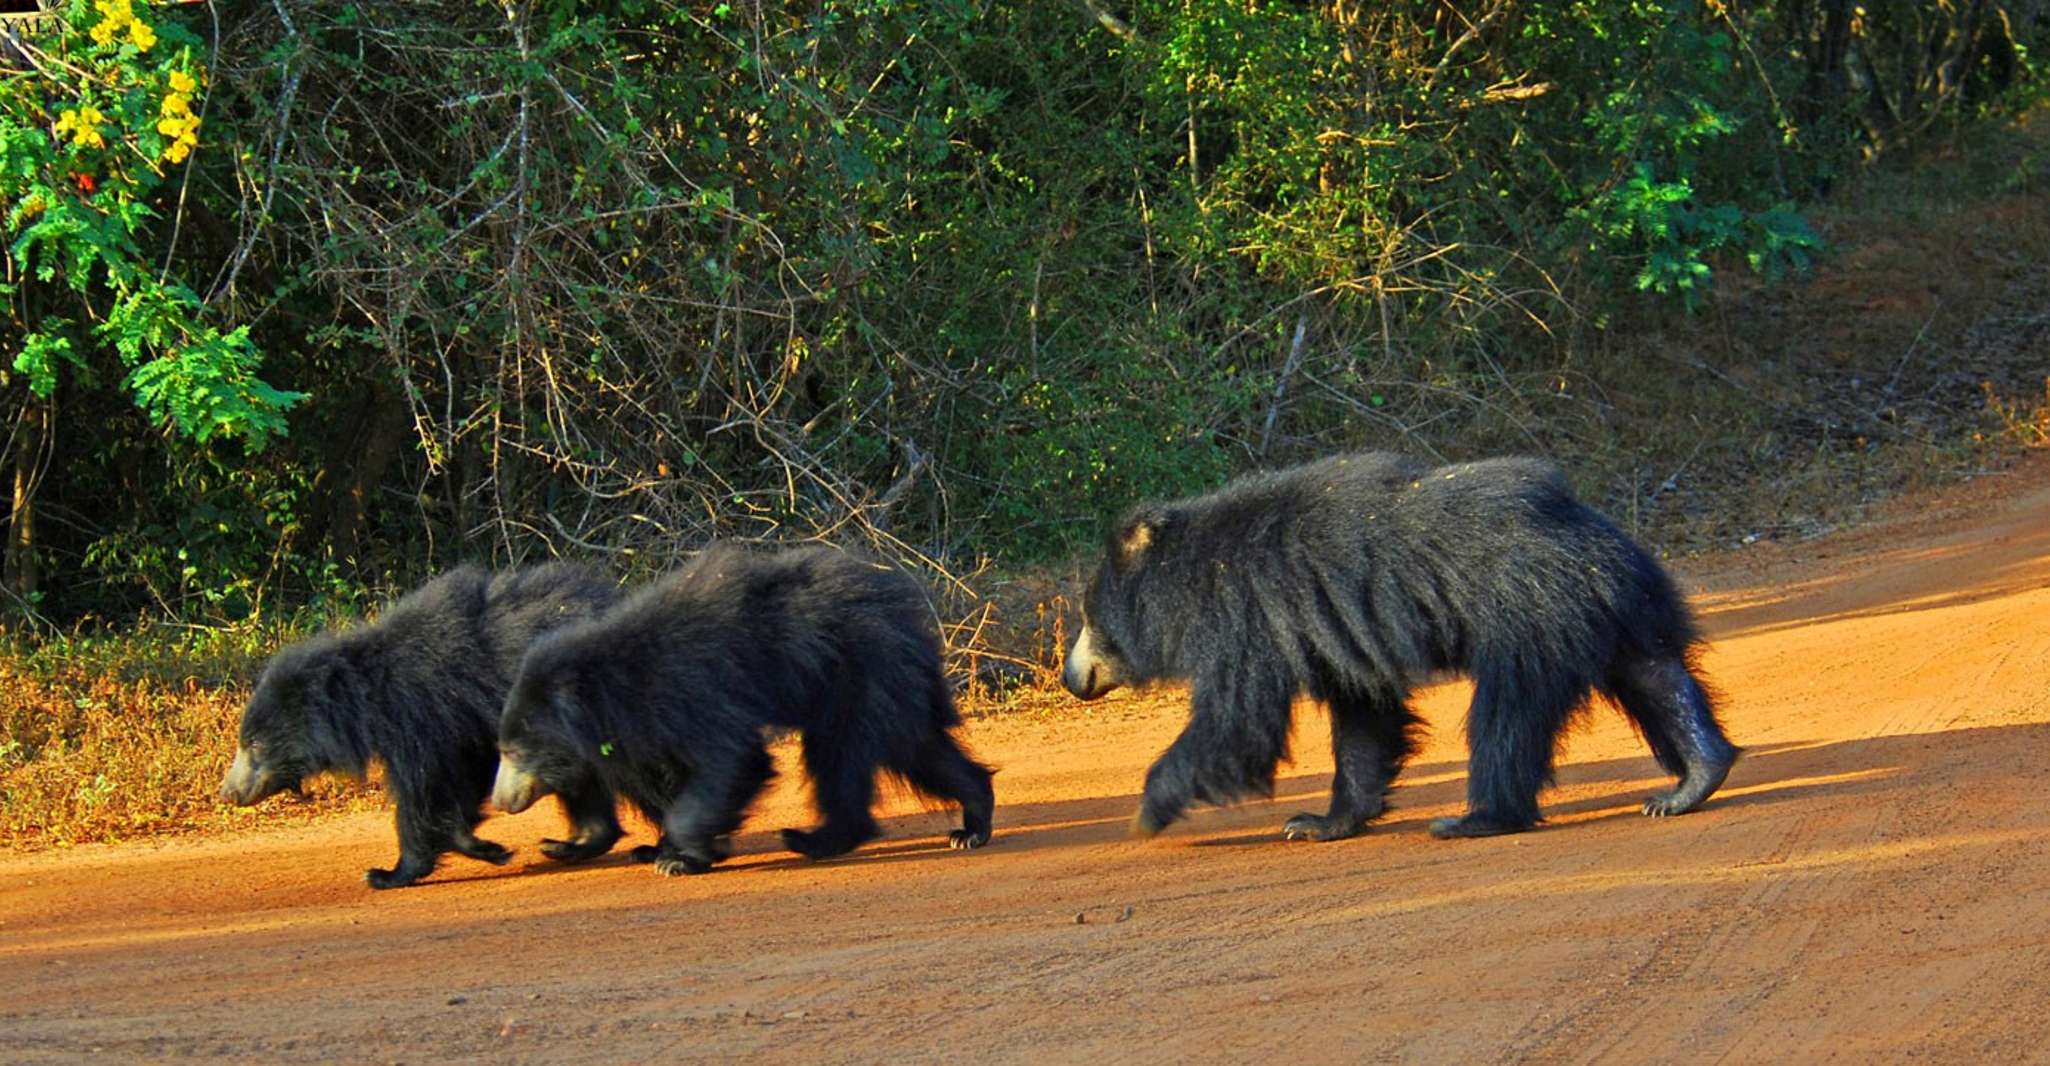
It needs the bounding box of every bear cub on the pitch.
[220,562,626,888]
[493,543,995,875]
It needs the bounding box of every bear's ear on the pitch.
[1112,509,1166,570]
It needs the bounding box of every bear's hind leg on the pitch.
[1610,654,1740,817]
[1431,665,1583,840]
[1285,692,1419,842]
[783,732,881,860]
[894,733,996,850]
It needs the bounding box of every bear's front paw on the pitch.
[1428,812,1531,839]
[781,827,860,860]
[462,840,514,866]
[947,828,990,850]
[365,867,419,890]
[1281,812,1365,842]
[540,836,609,863]
[1641,790,1687,817]
[653,854,713,877]
[1642,754,1736,818]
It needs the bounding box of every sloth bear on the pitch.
[1063,452,1739,841]
[490,543,995,876]
[219,562,626,888]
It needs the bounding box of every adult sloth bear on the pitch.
[1063,453,1739,841]
[490,543,995,876]
[219,563,625,888]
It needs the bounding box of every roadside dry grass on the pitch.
[0,623,378,850]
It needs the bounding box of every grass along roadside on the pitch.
[0,623,380,851]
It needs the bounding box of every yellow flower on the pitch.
[128,19,156,51]
[158,81,201,164]
[55,107,107,149]
[156,94,201,163]
[168,70,198,95]
[89,0,133,46]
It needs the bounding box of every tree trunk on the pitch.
[5,397,48,609]
[1803,0,1855,117]
[326,390,412,570]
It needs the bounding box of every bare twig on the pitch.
[868,440,928,535]
[1259,317,1309,456]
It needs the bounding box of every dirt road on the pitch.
[7,459,2050,1064]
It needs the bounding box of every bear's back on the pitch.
[345,565,494,670]
[481,562,621,677]
[1172,452,1646,629]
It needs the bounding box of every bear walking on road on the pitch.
[219,563,626,888]
[1062,452,1739,841]
[491,543,995,875]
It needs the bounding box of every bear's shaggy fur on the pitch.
[491,544,994,875]
[219,563,625,888]
[1063,452,1739,841]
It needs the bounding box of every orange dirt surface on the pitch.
[7,456,2050,1064]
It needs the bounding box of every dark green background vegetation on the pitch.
[5,0,2047,628]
